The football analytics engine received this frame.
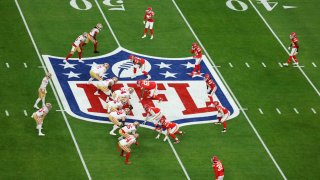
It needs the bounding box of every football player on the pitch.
[142,7,155,39]
[65,32,88,63]
[34,73,51,109]
[212,156,225,180]
[118,133,139,165]
[212,101,229,133]
[87,63,109,83]
[118,121,140,140]
[136,80,162,102]
[204,74,217,107]
[112,87,134,102]
[94,77,118,96]
[108,108,131,135]
[129,55,146,79]
[189,43,203,77]
[31,103,52,136]
[155,118,183,144]
[84,23,103,53]
[143,104,164,124]
[105,99,123,114]
[283,32,299,66]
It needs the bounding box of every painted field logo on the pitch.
[43,47,239,127]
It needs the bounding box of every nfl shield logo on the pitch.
[43,47,239,127]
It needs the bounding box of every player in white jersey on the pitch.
[87,63,109,83]
[34,73,51,109]
[31,103,52,136]
[109,108,131,135]
[112,87,134,101]
[94,77,118,96]
[84,23,102,53]
[105,99,123,114]
[118,133,139,165]
[119,121,140,139]
[65,32,88,63]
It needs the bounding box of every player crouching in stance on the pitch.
[212,156,225,180]
[88,63,109,84]
[34,73,51,109]
[118,133,139,165]
[137,80,162,102]
[212,101,229,133]
[108,108,131,136]
[204,74,217,107]
[142,7,155,39]
[143,105,163,125]
[189,43,203,77]
[155,118,183,144]
[94,77,118,96]
[65,32,88,63]
[84,23,103,53]
[129,55,146,79]
[283,32,299,67]
[118,121,140,141]
[31,103,52,136]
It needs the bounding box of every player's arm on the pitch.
[213,165,219,180]
[143,13,147,24]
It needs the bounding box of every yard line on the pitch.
[258,108,264,114]
[278,62,283,68]
[245,62,250,68]
[15,1,92,179]
[312,62,317,67]
[5,110,9,116]
[311,108,317,114]
[23,110,28,116]
[24,62,28,68]
[229,62,233,68]
[261,62,266,68]
[172,0,287,179]
[38,66,44,68]
[276,108,282,115]
[293,108,299,114]
[249,0,320,97]
[6,63,10,68]
[93,1,190,178]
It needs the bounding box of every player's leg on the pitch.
[34,89,43,109]
[149,22,154,39]
[292,49,298,65]
[76,46,84,63]
[169,127,180,143]
[41,89,47,107]
[215,113,222,125]
[36,117,45,136]
[142,22,149,38]
[65,45,76,62]
[220,112,229,133]
[109,117,121,135]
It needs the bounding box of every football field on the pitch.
[1,0,320,179]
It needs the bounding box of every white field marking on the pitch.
[229,62,233,68]
[311,108,317,114]
[94,1,191,178]
[258,108,264,114]
[293,108,299,114]
[283,6,297,9]
[172,0,286,179]
[167,139,191,180]
[5,110,9,116]
[15,1,92,179]
[213,65,221,68]
[5,63,10,68]
[23,62,28,68]
[276,108,282,115]
[278,62,283,68]
[262,62,266,68]
[240,108,248,111]
[312,62,317,67]
[293,65,304,68]
[23,110,28,116]
[38,66,44,68]
[56,109,66,112]
[249,0,320,97]
[245,62,250,68]
[94,0,121,47]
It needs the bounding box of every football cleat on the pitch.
[125,161,132,165]
[221,128,227,133]
[109,131,116,136]
[174,140,180,144]
[150,35,153,40]
[63,60,67,63]
[142,34,146,39]
[38,132,45,136]
[94,50,100,54]
[293,62,299,66]
[78,60,84,63]
[96,23,103,30]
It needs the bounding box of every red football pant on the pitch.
[287,55,298,64]
[192,64,200,74]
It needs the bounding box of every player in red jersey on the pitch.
[84,23,103,53]
[212,156,224,180]
[212,101,229,133]
[65,32,88,63]
[189,43,203,77]
[143,104,164,124]
[204,74,217,107]
[129,55,146,79]
[142,7,155,39]
[155,118,183,144]
[136,80,162,102]
[283,32,299,66]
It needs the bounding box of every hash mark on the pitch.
[278,62,283,68]
[258,108,264,114]
[24,62,28,68]
[23,110,28,116]
[261,62,266,68]
[293,108,299,114]
[5,110,9,116]
[311,108,317,114]
[276,108,281,114]
[312,62,317,67]
[228,62,233,68]
[5,63,10,68]
[245,62,250,68]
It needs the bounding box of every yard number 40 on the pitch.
[226,0,278,11]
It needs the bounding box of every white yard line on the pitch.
[15,1,92,179]
[93,1,190,179]
[311,108,317,114]
[172,0,287,179]
[261,62,266,68]
[258,108,264,114]
[229,62,233,68]
[276,108,282,115]
[249,0,320,97]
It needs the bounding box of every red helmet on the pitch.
[159,117,165,124]
[137,80,143,87]
[147,7,152,11]
[129,55,134,60]
[211,156,218,163]
[213,101,219,106]
[204,74,210,80]
[290,32,296,39]
[192,42,198,48]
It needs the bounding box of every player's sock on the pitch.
[66,53,72,60]
[223,122,227,129]
[78,51,82,59]
[169,134,177,139]
[144,28,148,35]
[287,56,293,64]
[125,152,131,162]
[293,55,298,63]
[94,42,98,51]
[111,125,119,133]
[209,95,213,104]
[120,150,124,156]
[34,98,41,107]
[218,117,222,123]
[133,68,137,74]
[150,29,154,35]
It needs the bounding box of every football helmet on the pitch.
[124,108,131,114]
[103,63,110,68]
[143,104,150,111]
[133,121,140,127]
[204,74,210,80]
[82,32,88,38]
[290,32,296,39]
[129,55,135,60]
[46,72,52,78]
[192,42,198,48]
[127,87,134,94]
[147,7,152,11]
[96,23,103,30]
[112,77,118,83]
[211,156,218,163]
[45,103,52,110]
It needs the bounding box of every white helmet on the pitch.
[45,103,52,110]
[82,32,88,38]
[96,23,103,30]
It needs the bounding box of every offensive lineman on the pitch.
[142,7,155,39]
[34,73,51,109]
[94,77,118,96]
[64,32,88,63]
[129,55,146,79]
[31,103,52,136]
[87,63,110,83]
[118,134,139,165]
[108,108,131,135]
[84,23,103,53]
